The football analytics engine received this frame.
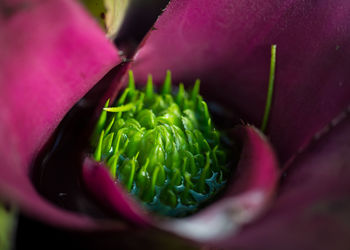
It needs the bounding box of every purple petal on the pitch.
[162,125,279,243]
[82,157,151,226]
[131,0,350,162]
[220,110,350,249]
[0,0,120,227]
[82,125,279,243]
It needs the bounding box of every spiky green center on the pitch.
[92,71,228,217]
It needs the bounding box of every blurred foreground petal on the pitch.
[83,125,279,245]
[223,109,350,249]
[0,0,120,227]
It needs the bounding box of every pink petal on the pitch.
[0,0,120,228]
[221,110,350,249]
[162,125,279,242]
[82,157,151,226]
[82,125,279,243]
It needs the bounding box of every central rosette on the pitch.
[92,71,228,216]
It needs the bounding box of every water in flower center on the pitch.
[91,70,229,216]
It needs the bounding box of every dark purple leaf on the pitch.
[131,0,350,162]
[222,110,350,249]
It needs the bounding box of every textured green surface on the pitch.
[92,71,228,216]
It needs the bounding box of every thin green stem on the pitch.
[261,44,277,133]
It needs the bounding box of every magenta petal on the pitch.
[132,0,350,162]
[82,157,151,226]
[82,125,279,244]
[161,125,279,243]
[0,0,120,227]
[224,112,350,249]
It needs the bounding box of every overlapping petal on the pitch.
[132,0,350,162]
[224,110,350,249]
[82,125,279,244]
[0,0,120,228]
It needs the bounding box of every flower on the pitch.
[1,0,350,249]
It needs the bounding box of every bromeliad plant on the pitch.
[1,0,350,249]
[92,71,229,216]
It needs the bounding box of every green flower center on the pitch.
[91,70,229,217]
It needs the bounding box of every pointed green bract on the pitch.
[128,70,136,95]
[103,103,134,113]
[176,83,185,106]
[191,79,200,102]
[91,99,109,146]
[146,75,154,99]
[94,130,104,161]
[91,70,229,217]
[162,70,172,95]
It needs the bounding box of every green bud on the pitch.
[91,70,229,217]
